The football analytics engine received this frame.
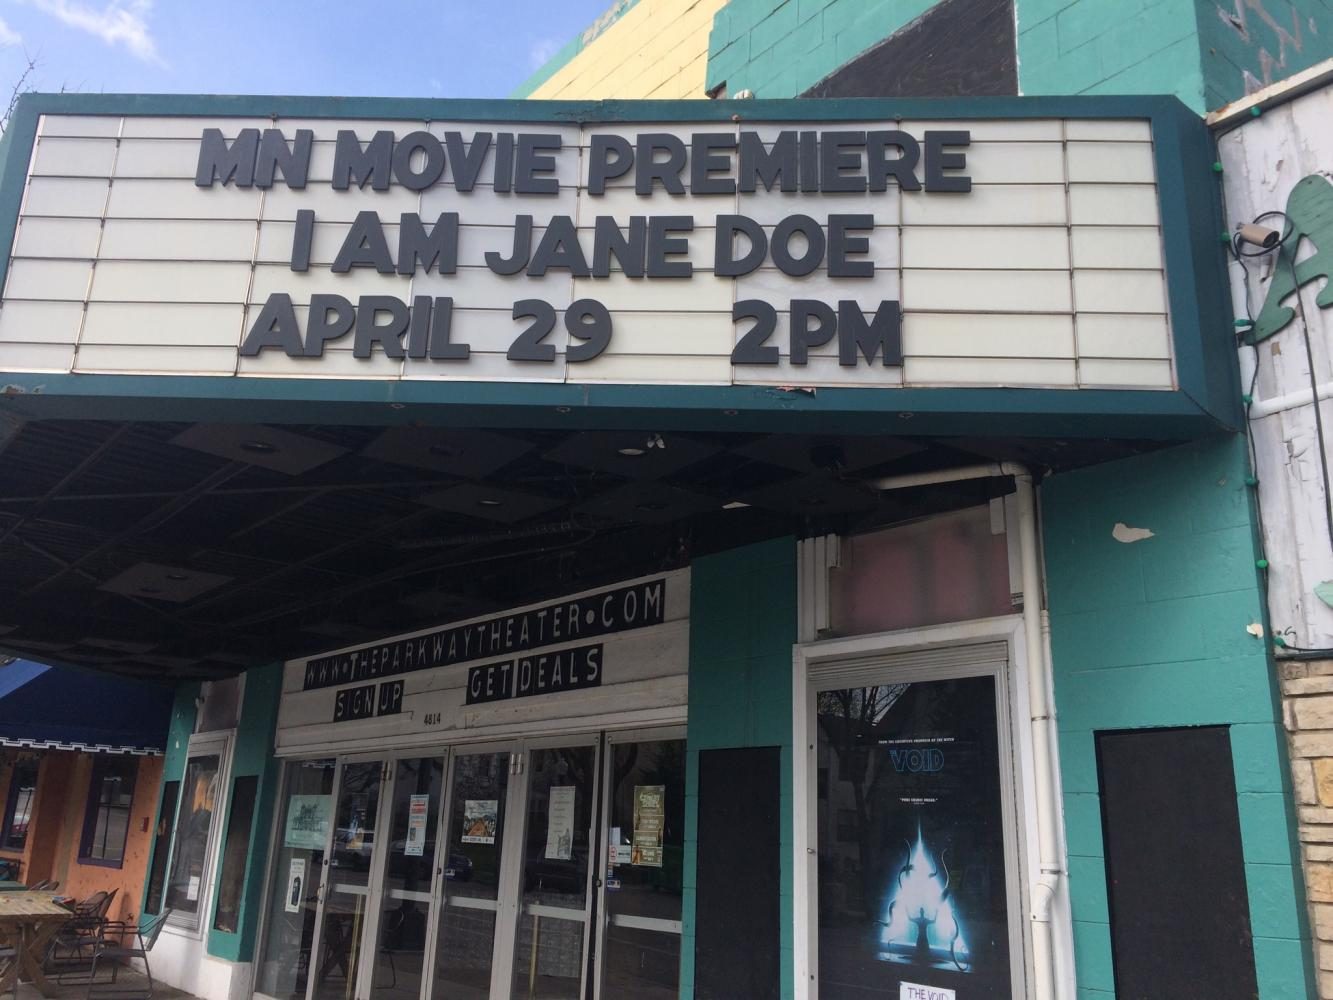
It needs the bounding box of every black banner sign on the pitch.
[303,577,665,691]
[465,643,603,706]
[332,680,403,723]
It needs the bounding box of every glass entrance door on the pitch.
[507,739,599,1000]
[370,756,446,1000]
[595,731,686,1000]
[312,760,386,1000]
[431,747,514,1000]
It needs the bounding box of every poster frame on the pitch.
[792,614,1038,1000]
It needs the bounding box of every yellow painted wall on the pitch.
[527,0,726,100]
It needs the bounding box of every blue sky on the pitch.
[0,0,614,99]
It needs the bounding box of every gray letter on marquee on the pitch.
[255,128,313,189]
[333,130,393,191]
[240,293,303,356]
[195,128,259,187]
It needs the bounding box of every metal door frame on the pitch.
[794,616,1030,1000]
[592,725,686,1000]
[364,751,451,1000]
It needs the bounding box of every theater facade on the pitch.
[0,92,1311,999]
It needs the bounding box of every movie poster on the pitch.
[461,799,498,844]
[815,675,1012,999]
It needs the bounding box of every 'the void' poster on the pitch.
[816,675,1013,999]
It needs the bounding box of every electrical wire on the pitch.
[1229,207,1333,657]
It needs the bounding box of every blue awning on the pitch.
[0,660,173,754]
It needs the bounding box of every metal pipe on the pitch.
[867,461,1065,1000]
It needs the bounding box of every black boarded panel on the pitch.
[695,746,781,1000]
[802,0,1016,99]
[1096,727,1260,999]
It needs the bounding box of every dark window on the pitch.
[212,775,258,934]
[144,779,180,915]
[79,756,138,866]
[1,758,38,851]
[1097,726,1259,998]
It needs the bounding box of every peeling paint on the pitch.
[1112,522,1156,543]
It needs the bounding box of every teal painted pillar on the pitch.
[207,663,284,962]
[143,682,199,919]
[680,537,797,1000]
[1042,435,1314,999]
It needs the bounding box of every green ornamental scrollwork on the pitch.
[1249,173,1333,344]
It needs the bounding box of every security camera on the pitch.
[1235,223,1280,250]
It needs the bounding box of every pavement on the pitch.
[16,967,199,1000]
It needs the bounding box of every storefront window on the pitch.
[144,779,179,914]
[816,675,1014,999]
[212,775,259,933]
[830,505,1014,636]
[164,743,227,928]
[1,757,37,851]
[79,755,138,865]
[256,759,335,998]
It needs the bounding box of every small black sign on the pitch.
[333,680,403,723]
[466,643,603,706]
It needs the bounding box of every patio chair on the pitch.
[44,888,118,982]
[84,909,172,1000]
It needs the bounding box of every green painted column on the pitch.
[680,537,797,999]
[206,663,283,963]
[1042,434,1313,999]
[142,682,199,919]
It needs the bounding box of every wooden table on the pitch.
[0,891,73,997]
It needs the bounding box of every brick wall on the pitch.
[1280,657,1333,998]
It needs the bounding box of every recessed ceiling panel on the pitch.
[170,423,348,476]
[738,475,880,515]
[417,483,565,524]
[543,431,719,480]
[98,561,235,603]
[575,482,721,525]
[735,435,923,475]
[360,427,534,478]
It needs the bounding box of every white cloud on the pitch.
[29,0,163,65]
[528,37,559,71]
[0,18,22,47]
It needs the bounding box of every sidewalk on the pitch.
[17,968,199,1000]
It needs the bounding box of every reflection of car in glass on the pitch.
[531,847,587,895]
[331,824,374,869]
[444,853,473,881]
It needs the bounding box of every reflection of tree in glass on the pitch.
[817,685,909,916]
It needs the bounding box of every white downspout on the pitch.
[866,462,1064,1000]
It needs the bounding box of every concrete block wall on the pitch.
[706,0,937,98]
[1043,434,1313,998]
[1017,0,1210,110]
[683,537,796,998]
[515,0,726,99]
[1278,658,1333,998]
[1197,0,1333,110]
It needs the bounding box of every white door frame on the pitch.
[791,614,1036,1000]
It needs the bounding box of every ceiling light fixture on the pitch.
[165,573,190,581]
[617,447,647,457]
[239,440,278,454]
[477,498,504,507]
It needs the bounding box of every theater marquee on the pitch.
[0,104,1177,391]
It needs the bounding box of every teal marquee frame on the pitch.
[0,92,1236,439]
